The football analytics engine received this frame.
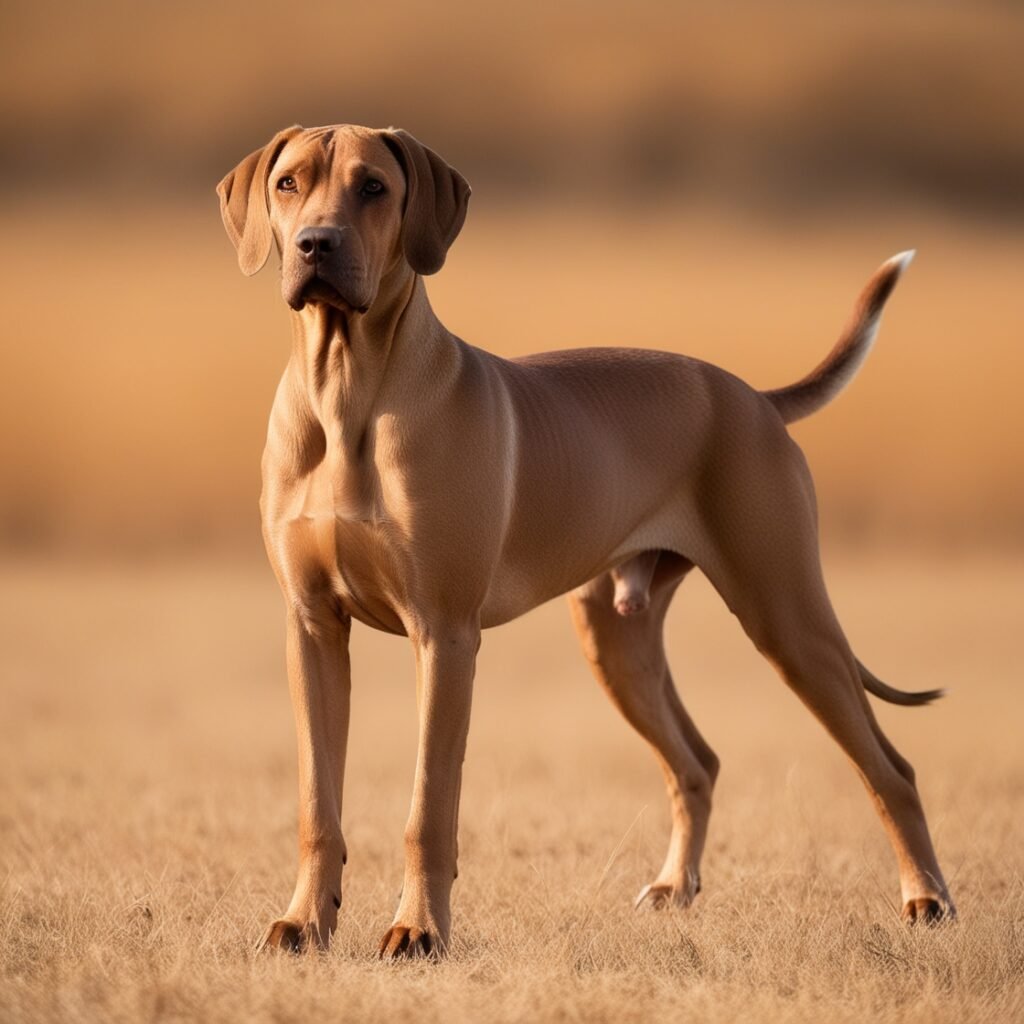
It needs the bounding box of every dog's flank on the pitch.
[763,250,915,424]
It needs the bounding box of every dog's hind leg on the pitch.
[568,555,719,909]
[694,418,954,922]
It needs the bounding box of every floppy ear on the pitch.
[380,129,471,275]
[217,125,303,276]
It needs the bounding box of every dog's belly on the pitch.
[472,351,715,625]
[270,497,682,637]
[478,498,697,627]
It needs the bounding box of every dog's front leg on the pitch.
[258,610,351,953]
[379,621,480,959]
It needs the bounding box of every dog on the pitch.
[217,124,955,958]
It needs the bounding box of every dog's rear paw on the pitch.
[901,897,956,926]
[378,924,441,960]
[634,878,699,911]
[257,918,324,954]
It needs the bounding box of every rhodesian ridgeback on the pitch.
[217,124,955,958]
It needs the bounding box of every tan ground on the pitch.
[1,551,1021,1023]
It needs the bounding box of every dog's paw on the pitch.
[901,897,956,926]
[634,878,699,911]
[378,924,441,960]
[256,918,326,954]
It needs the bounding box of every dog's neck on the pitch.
[287,267,459,456]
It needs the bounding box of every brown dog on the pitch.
[217,124,954,958]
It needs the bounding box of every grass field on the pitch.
[1,551,1021,1023]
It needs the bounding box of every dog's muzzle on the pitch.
[284,226,372,312]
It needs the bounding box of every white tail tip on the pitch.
[890,249,916,272]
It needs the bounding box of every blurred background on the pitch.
[2,7,1023,1013]
[1,0,1022,556]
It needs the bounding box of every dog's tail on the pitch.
[764,253,942,709]
[858,658,945,706]
[764,251,915,424]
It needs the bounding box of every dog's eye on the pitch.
[361,179,385,197]
[277,176,297,193]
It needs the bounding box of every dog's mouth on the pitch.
[286,271,371,315]
[302,277,363,312]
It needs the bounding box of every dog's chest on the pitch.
[263,452,419,636]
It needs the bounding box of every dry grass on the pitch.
[1,552,1022,1023]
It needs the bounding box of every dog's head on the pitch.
[217,125,470,313]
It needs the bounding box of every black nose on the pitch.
[295,226,344,264]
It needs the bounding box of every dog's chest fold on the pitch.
[327,436,382,524]
[264,436,420,636]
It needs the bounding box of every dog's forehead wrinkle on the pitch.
[276,136,319,174]
[347,160,395,183]
[280,126,406,188]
